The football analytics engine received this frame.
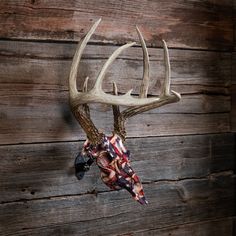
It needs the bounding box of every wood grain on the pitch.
[0,100,230,144]
[0,173,234,235]
[134,218,234,236]
[0,0,233,50]
[234,0,236,51]
[0,133,234,203]
[0,41,231,95]
[0,1,235,235]
[231,86,236,132]
[231,2,236,132]
[0,41,231,144]
[231,52,236,131]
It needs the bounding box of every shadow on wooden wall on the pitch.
[0,0,235,235]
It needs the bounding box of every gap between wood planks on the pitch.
[2,211,235,235]
[125,217,235,235]
[12,217,236,234]
[0,39,233,56]
[0,170,234,205]
[13,217,236,235]
[0,131,232,147]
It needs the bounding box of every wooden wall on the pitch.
[0,1,235,235]
[232,0,236,132]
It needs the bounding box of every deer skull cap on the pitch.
[69,19,181,204]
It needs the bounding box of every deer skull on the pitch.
[69,19,181,205]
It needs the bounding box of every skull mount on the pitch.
[69,19,181,204]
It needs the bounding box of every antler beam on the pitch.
[69,19,181,205]
[69,19,181,143]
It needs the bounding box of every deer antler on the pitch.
[69,19,181,205]
[112,27,181,140]
[69,19,103,144]
[69,19,181,143]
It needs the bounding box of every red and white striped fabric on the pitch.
[82,134,148,205]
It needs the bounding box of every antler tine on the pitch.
[69,18,101,100]
[112,81,118,96]
[161,40,181,100]
[161,39,171,97]
[93,42,136,92]
[82,76,89,92]
[122,40,181,118]
[69,19,103,144]
[136,26,150,98]
[112,82,126,139]
[82,77,90,117]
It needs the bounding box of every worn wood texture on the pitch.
[0,41,231,95]
[234,0,236,51]
[233,218,236,236]
[0,0,233,50]
[231,1,236,132]
[0,41,231,144]
[0,133,234,203]
[231,85,236,131]
[0,94,230,144]
[8,218,236,236]
[134,218,234,236]
[0,1,235,235]
[0,172,234,236]
[1,218,234,236]
[232,1,236,131]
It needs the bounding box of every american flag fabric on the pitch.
[81,134,148,205]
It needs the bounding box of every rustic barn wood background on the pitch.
[0,1,235,235]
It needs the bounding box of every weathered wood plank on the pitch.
[0,173,234,236]
[0,41,231,95]
[231,52,236,131]
[0,99,230,144]
[133,218,234,236]
[0,133,234,203]
[233,217,236,236]
[234,0,236,51]
[0,41,231,144]
[0,83,230,113]
[231,85,236,132]
[3,219,234,236]
[233,1,236,131]
[0,0,233,50]
[1,218,233,236]
[0,1,234,235]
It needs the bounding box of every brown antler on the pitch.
[69,19,181,143]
